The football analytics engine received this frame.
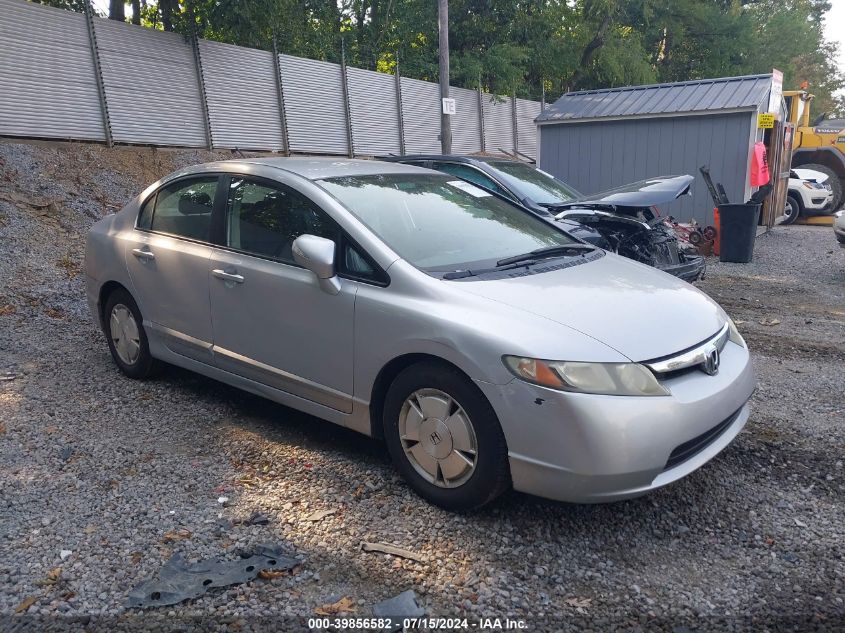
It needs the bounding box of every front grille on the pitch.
[644,324,729,377]
[663,407,742,471]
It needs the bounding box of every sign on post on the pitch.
[442,97,456,115]
[758,113,774,129]
[768,69,783,116]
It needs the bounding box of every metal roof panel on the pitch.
[538,74,772,123]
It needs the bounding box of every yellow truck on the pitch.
[784,89,845,210]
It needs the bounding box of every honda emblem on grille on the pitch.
[701,345,720,375]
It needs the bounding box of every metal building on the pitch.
[537,74,780,224]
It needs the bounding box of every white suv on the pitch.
[783,168,835,224]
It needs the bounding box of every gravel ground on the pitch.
[0,142,843,632]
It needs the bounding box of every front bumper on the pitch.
[658,254,706,283]
[805,192,835,212]
[475,339,756,503]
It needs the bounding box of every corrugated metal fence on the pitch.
[0,0,543,159]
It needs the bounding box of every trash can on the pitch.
[718,203,760,263]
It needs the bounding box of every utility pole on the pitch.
[438,0,452,154]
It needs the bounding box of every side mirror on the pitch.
[292,234,341,295]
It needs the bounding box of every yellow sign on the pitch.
[758,113,775,129]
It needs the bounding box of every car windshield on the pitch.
[483,160,581,205]
[318,173,575,272]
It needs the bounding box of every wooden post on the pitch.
[438,0,452,154]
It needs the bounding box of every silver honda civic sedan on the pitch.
[85,158,756,510]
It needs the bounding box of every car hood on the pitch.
[554,175,694,209]
[456,252,725,362]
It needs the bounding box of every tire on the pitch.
[103,288,160,379]
[782,193,802,225]
[383,361,510,511]
[800,163,842,210]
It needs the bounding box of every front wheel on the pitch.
[782,194,802,225]
[383,361,510,511]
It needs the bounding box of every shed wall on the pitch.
[538,112,755,224]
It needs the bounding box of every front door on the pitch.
[209,176,356,412]
[124,175,220,363]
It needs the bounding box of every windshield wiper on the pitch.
[496,244,595,267]
[442,261,538,280]
[442,244,596,280]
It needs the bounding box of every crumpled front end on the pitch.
[557,209,705,282]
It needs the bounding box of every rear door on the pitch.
[124,175,221,363]
[208,175,362,412]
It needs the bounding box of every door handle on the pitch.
[132,248,155,261]
[212,269,244,284]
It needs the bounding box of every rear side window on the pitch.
[143,177,218,242]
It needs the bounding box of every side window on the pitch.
[431,162,510,198]
[148,177,218,241]
[137,195,154,230]
[341,241,378,278]
[226,178,339,263]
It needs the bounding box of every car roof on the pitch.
[188,157,433,181]
[379,154,523,168]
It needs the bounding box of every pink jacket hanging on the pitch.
[750,141,770,187]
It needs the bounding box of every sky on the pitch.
[824,0,845,82]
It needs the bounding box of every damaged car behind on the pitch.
[86,158,755,511]
[381,155,705,282]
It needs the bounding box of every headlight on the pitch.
[727,318,746,348]
[503,356,669,396]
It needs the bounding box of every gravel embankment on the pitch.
[1,142,843,631]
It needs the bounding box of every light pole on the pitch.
[438,0,452,154]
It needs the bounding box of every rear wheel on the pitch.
[104,289,160,379]
[782,193,802,225]
[383,361,510,511]
[800,163,841,210]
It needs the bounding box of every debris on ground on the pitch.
[35,568,62,587]
[565,596,592,608]
[372,590,426,629]
[160,528,192,543]
[15,595,38,613]
[306,509,336,522]
[759,318,781,326]
[314,595,356,615]
[126,544,300,608]
[361,542,427,563]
